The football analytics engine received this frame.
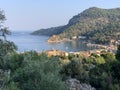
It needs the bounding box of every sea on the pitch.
[7,31,93,52]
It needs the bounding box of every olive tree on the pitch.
[0,9,17,89]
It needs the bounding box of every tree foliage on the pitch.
[116,45,120,61]
[0,9,17,89]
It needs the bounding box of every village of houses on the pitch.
[38,39,119,58]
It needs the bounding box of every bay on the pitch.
[7,31,92,52]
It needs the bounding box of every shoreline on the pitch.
[47,38,73,43]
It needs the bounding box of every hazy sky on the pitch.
[0,0,120,31]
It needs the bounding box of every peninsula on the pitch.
[32,7,120,45]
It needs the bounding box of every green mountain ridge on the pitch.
[32,7,120,44]
[31,25,66,36]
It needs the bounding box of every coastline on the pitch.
[47,38,72,43]
[47,37,117,54]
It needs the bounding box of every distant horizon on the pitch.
[10,29,35,32]
[9,24,65,32]
[0,0,120,31]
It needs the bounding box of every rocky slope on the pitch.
[66,79,96,90]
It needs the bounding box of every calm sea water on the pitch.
[7,31,92,52]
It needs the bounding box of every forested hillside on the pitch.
[32,7,120,44]
[31,25,66,36]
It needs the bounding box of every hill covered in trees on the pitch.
[31,25,66,36]
[32,7,120,44]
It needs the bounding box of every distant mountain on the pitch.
[32,7,120,44]
[31,25,67,36]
